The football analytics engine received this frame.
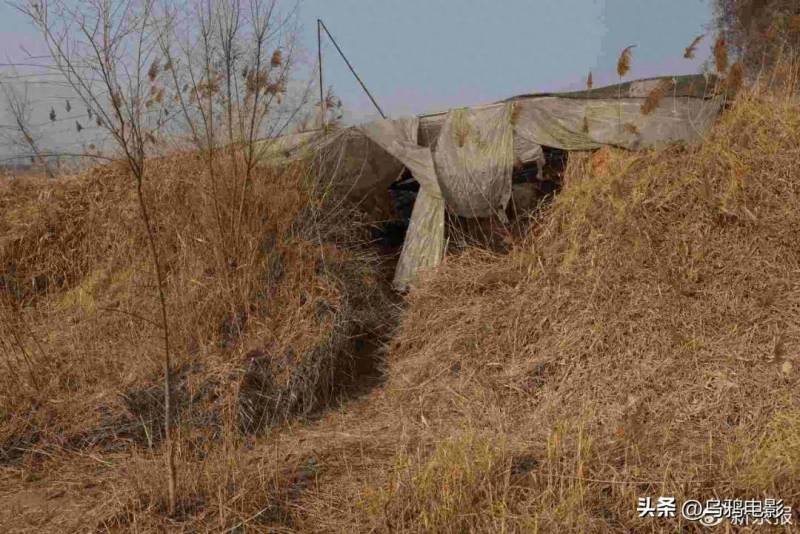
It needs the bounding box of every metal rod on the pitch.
[318,19,387,119]
[317,19,326,129]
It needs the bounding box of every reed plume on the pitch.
[148,59,160,82]
[713,36,729,73]
[727,62,744,94]
[641,78,674,115]
[623,122,640,135]
[683,35,704,59]
[510,102,521,126]
[617,46,635,77]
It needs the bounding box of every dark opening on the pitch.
[368,146,568,257]
[368,168,418,254]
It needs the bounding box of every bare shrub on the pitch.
[3,0,384,523]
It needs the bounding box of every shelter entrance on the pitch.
[272,74,722,291]
[370,146,567,259]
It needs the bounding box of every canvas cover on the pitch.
[433,104,515,220]
[360,118,446,290]
[259,75,724,291]
[511,95,723,151]
[361,107,519,290]
[253,130,325,166]
[310,128,405,200]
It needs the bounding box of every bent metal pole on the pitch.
[317,19,387,121]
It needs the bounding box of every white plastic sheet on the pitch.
[360,118,446,291]
[433,104,515,220]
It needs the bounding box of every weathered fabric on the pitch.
[433,104,515,220]
[255,128,405,205]
[419,75,723,153]
[254,130,325,165]
[512,95,724,151]
[392,188,445,290]
[258,74,724,291]
[361,106,518,289]
[359,118,437,190]
[360,118,445,291]
[505,74,719,101]
[420,110,544,169]
[311,128,406,199]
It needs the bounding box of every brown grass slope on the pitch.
[0,152,393,530]
[279,91,800,533]
[2,89,800,532]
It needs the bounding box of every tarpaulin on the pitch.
[259,75,725,291]
[360,118,445,291]
[433,104,515,220]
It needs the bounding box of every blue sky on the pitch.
[0,0,715,156]
[297,0,715,121]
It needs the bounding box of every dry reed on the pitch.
[616,45,635,77]
[640,78,674,115]
[683,34,704,59]
[714,35,730,73]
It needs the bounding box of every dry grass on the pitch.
[3,81,800,532]
[0,149,393,530]
[284,86,800,532]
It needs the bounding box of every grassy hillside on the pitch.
[2,87,800,532]
[0,152,393,530]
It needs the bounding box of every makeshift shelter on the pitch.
[267,74,724,290]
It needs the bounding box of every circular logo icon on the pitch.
[682,500,705,521]
[699,514,724,526]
